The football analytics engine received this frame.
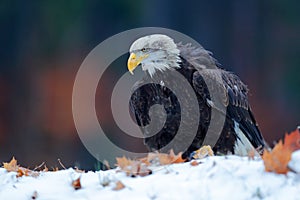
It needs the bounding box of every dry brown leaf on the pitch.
[262,129,300,174]
[43,165,49,172]
[116,156,133,170]
[72,177,82,190]
[19,167,39,178]
[52,167,59,172]
[190,160,199,166]
[113,181,125,191]
[116,157,152,177]
[116,150,185,177]
[17,167,30,177]
[283,129,300,152]
[3,157,18,172]
[262,141,291,174]
[137,162,152,177]
[147,150,186,165]
[169,150,186,163]
[192,145,214,159]
[3,157,40,177]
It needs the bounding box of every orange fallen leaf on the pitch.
[190,160,199,166]
[147,149,186,165]
[116,157,152,177]
[262,141,291,174]
[116,150,185,176]
[17,167,30,177]
[3,157,18,172]
[3,157,40,177]
[116,156,133,170]
[262,129,300,174]
[72,177,81,190]
[113,181,125,191]
[136,162,152,177]
[283,129,300,152]
[170,150,187,163]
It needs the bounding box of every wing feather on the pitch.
[192,68,265,151]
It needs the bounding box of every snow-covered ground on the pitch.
[1,151,300,200]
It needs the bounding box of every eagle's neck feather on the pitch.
[143,53,181,77]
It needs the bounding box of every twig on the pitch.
[58,159,66,170]
[33,162,45,171]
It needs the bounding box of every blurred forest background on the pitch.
[0,0,299,169]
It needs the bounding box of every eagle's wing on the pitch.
[221,70,265,148]
[178,43,264,153]
[192,68,265,153]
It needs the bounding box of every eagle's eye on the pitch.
[141,48,146,52]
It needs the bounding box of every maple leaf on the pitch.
[262,129,300,174]
[282,129,300,152]
[262,141,291,174]
[116,156,152,177]
[3,157,18,172]
[3,157,41,177]
[116,150,185,176]
[147,149,186,165]
[169,149,186,163]
[116,156,133,171]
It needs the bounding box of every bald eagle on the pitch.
[128,34,265,158]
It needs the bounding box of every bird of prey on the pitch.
[127,34,265,158]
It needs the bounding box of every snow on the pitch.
[289,150,300,173]
[1,152,300,200]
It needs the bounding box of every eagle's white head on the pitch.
[127,34,181,77]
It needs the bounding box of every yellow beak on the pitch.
[127,53,148,74]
